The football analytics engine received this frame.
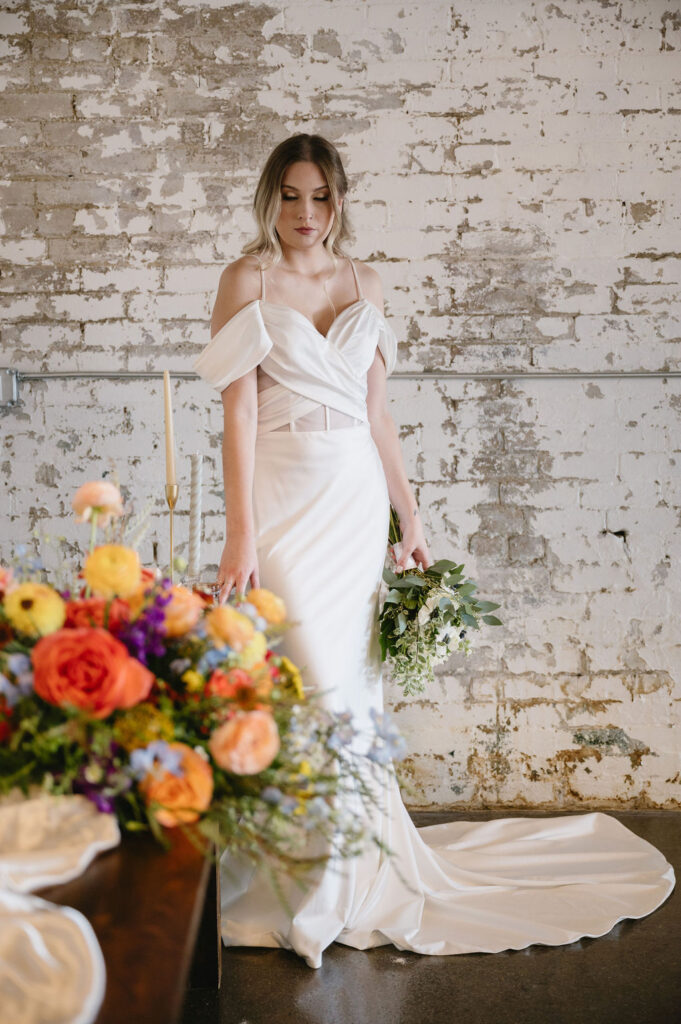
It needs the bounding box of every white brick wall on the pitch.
[1,0,679,808]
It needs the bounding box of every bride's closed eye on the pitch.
[281,195,329,201]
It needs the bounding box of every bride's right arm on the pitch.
[212,261,261,602]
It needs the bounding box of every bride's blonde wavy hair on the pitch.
[242,133,354,270]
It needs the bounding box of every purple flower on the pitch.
[117,587,170,665]
[72,743,132,813]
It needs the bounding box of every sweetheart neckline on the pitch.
[259,298,371,340]
[210,296,387,344]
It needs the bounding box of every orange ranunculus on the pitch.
[84,545,141,599]
[205,605,255,652]
[72,480,124,527]
[209,710,280,775]
[205,667,271,711]
[64,596,130,632]
[245,588,286,624]
[205,667,252,699]
[124,567,165,619]
[139,742,214,827]
[162,585,206,638]
[31,627,153,719]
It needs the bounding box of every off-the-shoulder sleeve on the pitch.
[193,300,272,392]
[376,317,397,377]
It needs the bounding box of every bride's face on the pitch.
[275,161,342,250]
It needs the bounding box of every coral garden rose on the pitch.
[245,588,287,625]
[72,480,124,527]
[64,596,130,632]
[3,582,66,638]
[205,605,255,652]
[84,545,141,599]
[139,742,214,827]
[209,710,280,775]
[32,627,153,718]
[162,585,205,638]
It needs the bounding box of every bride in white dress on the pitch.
[193,133,675,970]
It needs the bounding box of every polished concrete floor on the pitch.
[182,810,680,1024]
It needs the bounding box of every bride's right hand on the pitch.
[216,534,259,604]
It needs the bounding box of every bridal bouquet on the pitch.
[0,481,406,893]
[379,506,502,696]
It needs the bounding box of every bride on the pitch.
[193,133,674,970]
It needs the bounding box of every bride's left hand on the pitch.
[393,517,433,571]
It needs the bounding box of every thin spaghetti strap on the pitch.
[259,264,266,301]
[348,258,363,301]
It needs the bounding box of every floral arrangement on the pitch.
[0,481,406,895]
[379,506,502,696]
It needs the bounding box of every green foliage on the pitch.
[380,507,503,695]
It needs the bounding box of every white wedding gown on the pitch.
[194,258,675,969]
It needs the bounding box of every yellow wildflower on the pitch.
[84,544,141,599]
[277,655,305,701]
[3,582,66,638]
[113,702,174,751]
[182,669,204,693]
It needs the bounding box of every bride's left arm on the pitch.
[366,347,433,572]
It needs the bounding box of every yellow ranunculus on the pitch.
[246,588,287,625]
[3,582,66,638]
[238,629,267,669]
[84,544,141,599]
[277,655,305,701]
[205,605,255,652]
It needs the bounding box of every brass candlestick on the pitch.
[165,483,179,583]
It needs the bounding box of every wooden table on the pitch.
[37,827,222,1024]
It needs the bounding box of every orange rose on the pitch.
[64,597,130,632]
[139,742,214,827]
[162,585,205,638]
[32,627,153,719]
[209,710,280,775]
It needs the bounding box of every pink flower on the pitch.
[0,565,15,600]
[208,710,280,775]
[72,481,124,527]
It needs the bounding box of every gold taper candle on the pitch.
[163,369,177,486]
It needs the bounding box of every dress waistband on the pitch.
[257,382,365,434]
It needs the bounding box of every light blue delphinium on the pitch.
[367,707,408,764]
[128,740,185,781]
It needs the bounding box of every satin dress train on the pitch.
[194,258,675,968]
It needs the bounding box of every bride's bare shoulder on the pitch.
[352,259,386,314]
[211,255,262,336]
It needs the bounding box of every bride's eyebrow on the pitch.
[281,185,329,192]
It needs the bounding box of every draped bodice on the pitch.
[193,267,398,432]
